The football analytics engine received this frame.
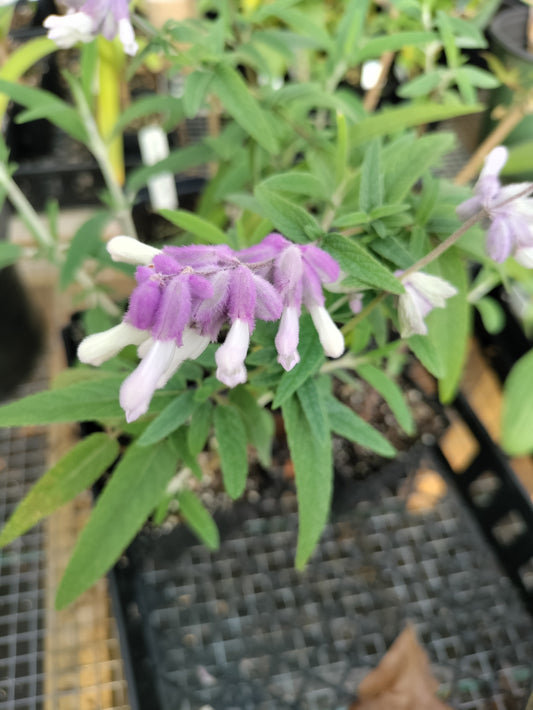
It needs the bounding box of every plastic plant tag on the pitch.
[138,124,178,211]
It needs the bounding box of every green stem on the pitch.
[0,164,55,252]
[72,80,137,238]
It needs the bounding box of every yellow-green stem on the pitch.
[97,37,125,186]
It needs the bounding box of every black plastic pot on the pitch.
[483,6,533,149]
[108,417,533,710]
[0,204,44,401]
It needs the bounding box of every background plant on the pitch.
[0,0,530,609]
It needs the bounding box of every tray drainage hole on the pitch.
[491,510,527,547]
[518,558,533,592]
[468,471,501,508]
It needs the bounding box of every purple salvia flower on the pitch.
[44,0,138,54]
[77,322,149,366]
[397,271,458,338]
[215,319,250,388]
[119,340,177,423]
[456,147,533,266]
[107,236,160,265]
[275,306,300,371]
[194,270,232,340]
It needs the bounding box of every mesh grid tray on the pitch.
[111,445,533,710]
[0,367,48,710]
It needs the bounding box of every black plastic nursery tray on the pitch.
[110,435,533,710]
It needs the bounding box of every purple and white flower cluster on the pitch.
[78,234,344,422]
[456,146,533,267]
[44,0,138,55]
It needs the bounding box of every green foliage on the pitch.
[55,440,178,608]
[214,404,249,499]
[177,490,219,550]
[502,350,533,456]
[282,382,333,569]
[0,433,119,547]
[0,241,21,269]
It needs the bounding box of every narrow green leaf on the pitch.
[322,233,404,294]
[408,335,444,378]
[0,433,118,547]
[334,0,370,63]
[255,185,321,243]
[357,364,415,435]
[425,248,470,403]
[137,390,196,446]
[159,209,227,245]
[475,297,505,335]
[335,112,348,187]
[350,103,482,146]
[127,143,212,194]
[326,395,396,457]
[397,71,443,99]
[183,71,213,118]
[112,95,184,137]
[229,387,274,467]
[214,404,249,499]
[282,388,332,569]
[502,349,533,455]
[55,440,178,608]
[211,64,279,154]
[0,79,88,143]
[0,374,180,425]
[333,211,369,228]
[0,37,56,116]
[359,139,383,212]
[273,317,325,408]
[177,490,219,550]
[260,172,324,198]
[169,426,203,480]
[60,212,110,289]
[356,31,436,63]
[0,242,21,269]
[188,400,213,456]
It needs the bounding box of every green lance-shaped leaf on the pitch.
[55,440,178,609]
[159,209,228,245]
[0,79,88,143]
[325,395,396,457]
[214,403,249,500]
[357,365,415,436]
[0,37,56,117]
[60,211,110,289]
[502,349,533,456]
[177,490,219,550]
[350,103,482,147]
[282,381,333,569]
[424,248,470,403]
[137,390,197,446]
[359,139,383,213]
[273,316,325,408]
[0,373,182,425]
[229,387,274,467]
[0,433,119,548]
[322,233,404,294]
[184,71,213,119]
[211,64,279,154]
[188,399,214,456]
[255,185,321,243]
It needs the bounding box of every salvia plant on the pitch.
[0,0,531,608]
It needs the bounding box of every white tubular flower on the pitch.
[77,322,148,366]
[43,12,94,49]
[515,247,533,268]
[398,272,458,338]
[156,328,210,388]
[117,17,138,55]
[275,306,300,371]
[308,305,345,359]
[215,319,249,388]
[119,340,177,422]
[107,236,161,265]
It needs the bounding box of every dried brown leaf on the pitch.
[349,625,452,710]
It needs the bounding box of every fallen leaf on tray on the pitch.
[349,625,452,710]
